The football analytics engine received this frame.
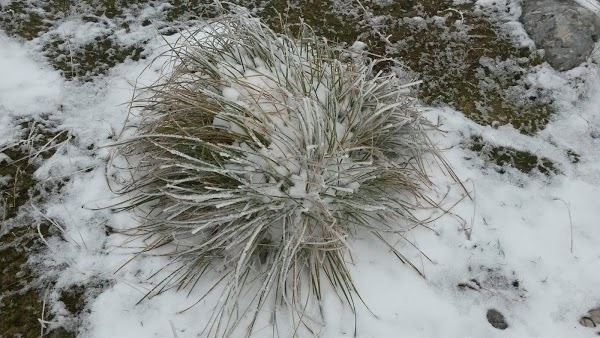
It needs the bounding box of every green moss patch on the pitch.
[164,0,220,21]
[59,279,110,317]
[43,35,145,80]
[60,285,87,315]
[361,0,552,134]
[1,0,150,81]
[0,119,74,336]
[0,227,78,337]
[0,290,45,337]
[1,120,68,220]
[0,0,150,40]
[259,0,360,44]
[0,0,52,40]
[469,136,557,175]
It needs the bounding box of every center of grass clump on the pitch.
[112,12,448,336]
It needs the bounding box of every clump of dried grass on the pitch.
[111,10,454,337]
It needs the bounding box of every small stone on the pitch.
[581,316,596,328]
[589,308,600,324]
[487,309,509,330]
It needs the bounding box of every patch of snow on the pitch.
[0,32,62,143]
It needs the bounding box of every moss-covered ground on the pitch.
[0,120,74,336]
[469,136,558,175]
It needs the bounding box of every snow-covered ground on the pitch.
[2,0,600,336]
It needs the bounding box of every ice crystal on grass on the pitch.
[111,11,453,336]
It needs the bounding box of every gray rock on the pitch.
[578,308,600,328]
[486,309,509,330]
[521,0,600,71]
[588,308,600,325]
[580,316,596,328]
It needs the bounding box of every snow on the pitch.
[0,32,63,144]
[2,4,600,338]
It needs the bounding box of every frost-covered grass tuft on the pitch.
[111,12,449,336]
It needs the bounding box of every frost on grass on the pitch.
[110,13,454,335]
